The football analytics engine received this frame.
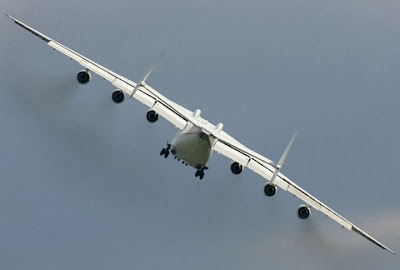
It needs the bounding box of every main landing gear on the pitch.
[160,143,171,158]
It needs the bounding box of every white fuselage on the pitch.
[170,124,213,169]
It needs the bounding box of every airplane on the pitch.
[6,14,395,255]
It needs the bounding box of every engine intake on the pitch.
[112,89,124,104]
[77,70,91,84]
[263,183,277,197]
[146,110,159,123]
[230,162,243,174]
[297,205,311,219]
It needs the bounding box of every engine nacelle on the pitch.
[112,89,124,104]
[263,183,277,197]
[297,205,311,219]
[146,110,159,123]
[230,162,243,175]
[77,70,91,84]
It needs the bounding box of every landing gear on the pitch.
[195,169,205,180]
[195,167,208,180]
[160,148,169,158]
[160,143,171,158]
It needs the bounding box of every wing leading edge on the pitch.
[6,15,395,255]
[5,14,191,130]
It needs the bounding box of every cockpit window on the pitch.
[199,132,209,140]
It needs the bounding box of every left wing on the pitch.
[5,14,191,130]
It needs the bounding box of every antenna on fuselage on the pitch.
[130,51,165,98]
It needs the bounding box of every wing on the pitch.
[212,131,396,255]
[5,14,192,130]
[7,14,395,255]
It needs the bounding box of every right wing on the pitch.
[6,14,192,130]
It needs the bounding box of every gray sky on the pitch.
[1,0,399,269]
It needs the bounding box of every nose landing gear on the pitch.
[195,167,208,180]
[195,169,204,180]
[160,143,171,158]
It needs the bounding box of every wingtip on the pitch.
[386,247,396,255]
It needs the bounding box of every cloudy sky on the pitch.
[1,0,399,269]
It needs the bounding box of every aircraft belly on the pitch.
[171,133,211,169]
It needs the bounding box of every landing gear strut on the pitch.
[160,143,171,158]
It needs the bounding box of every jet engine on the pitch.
[112,89,124,104]
[230,162,243,174]
[297,205,311,219]
[146,110,159,123]
[77,70,91,84]
[263,183,277,197]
